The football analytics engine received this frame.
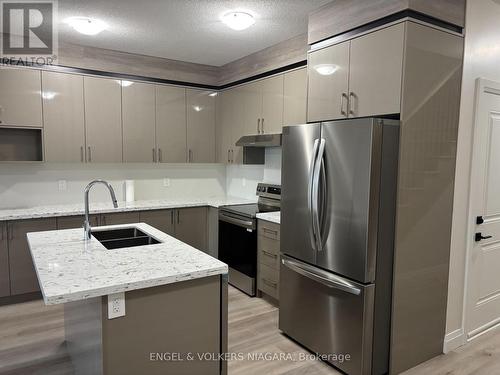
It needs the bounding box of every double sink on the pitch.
[92,227,161,250]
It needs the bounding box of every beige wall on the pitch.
[446,0,500,347]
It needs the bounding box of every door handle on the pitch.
[227,149,230,163]
[87,146,92,162]
[257,118,261,134]
[152,148,156,162]
[80,146,84,163]
[475,232,493,242]
[188,149,193,163]
[170,210,174,225]
[308,139,320,251]
[261,118,265,134]
[158,148,162,163]
[282,256,361,295]
[230,149,234,163]
[177,210,180,224]
[311,138,325,251]
[340,93,348,116]
[348,92,356,116]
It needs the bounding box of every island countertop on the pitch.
[27,222,228,305]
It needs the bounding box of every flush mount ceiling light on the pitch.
[65,17,107,35]
[221,11,255,31]
[314,64,338,76]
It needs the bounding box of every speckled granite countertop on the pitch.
[256,211,280,224]
[27,223,228,305]
[0,197,254,221]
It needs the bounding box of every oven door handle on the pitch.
[219,212,255,229]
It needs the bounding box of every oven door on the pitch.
[218,211,257,295]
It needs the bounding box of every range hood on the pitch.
[236,133,282,147]
[235,133,282,165]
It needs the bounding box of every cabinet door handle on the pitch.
[230,149,234,163]
[262,250,277,259]
[170,210,174,225]
[348,92,356,116]
[262,278,277,288]
[158,148,162,163]
[188,149,193,163]
[152,148,156,162]
[340,93,348,116]
[88,146,92,162]
[177,210,180,224]
[257,118,261,134]
[8,223,13,240]
[227,149,230,163]
[261,118,264,134]
[0,224,4,241]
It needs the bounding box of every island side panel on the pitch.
[64,297,104,375]
[101,275,222,375]
[220,273,228,375]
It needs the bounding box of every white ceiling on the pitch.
[57,0,330,67]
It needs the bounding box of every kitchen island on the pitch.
[27,223,228,375]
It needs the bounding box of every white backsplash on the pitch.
[226,147,282,199]
[0,148,281,209]
[0,163,226,209]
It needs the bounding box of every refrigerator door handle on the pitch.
[312,138,325,251]
[308,139,320,251]
[282,256,361,295]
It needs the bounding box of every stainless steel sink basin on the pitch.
[92,228,161,250]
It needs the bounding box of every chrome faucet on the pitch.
[83,180,118,240]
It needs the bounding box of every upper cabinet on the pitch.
[216,88,244,164]
[42,71,85,162]
[283,68,307,126]
[240,75,284,135]
[156,85,187,163]
[307,41,350,122]
[0,68,42,127]
[84,76,123,163]
[122,81,156,163]
[186,89,216,163]
[348,23,404,118]
[307,23,405,122]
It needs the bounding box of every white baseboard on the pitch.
[443,328,466,353]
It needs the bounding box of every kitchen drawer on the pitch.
[258,246,280,269]
[258,263,279,300]
[258,232,280,257]
[258,221,280,241]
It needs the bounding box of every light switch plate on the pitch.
[58,180,67,191]
[108,292,125,319]
[163,178,170,187]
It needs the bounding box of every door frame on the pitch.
[463,78,500,344]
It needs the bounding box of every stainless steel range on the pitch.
[218,183,281,296]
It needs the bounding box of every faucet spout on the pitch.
[83,180,119,240]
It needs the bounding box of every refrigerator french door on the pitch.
[279,118,399,375]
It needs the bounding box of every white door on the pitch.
[466,79,500,339]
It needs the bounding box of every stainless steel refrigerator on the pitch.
[279,118,399,375]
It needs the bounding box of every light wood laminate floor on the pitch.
[1,286,500,374]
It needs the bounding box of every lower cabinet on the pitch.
[57,215,99,229]
[0,222,9,297]
[139,209,175,236]
[101,212,140,226]
[257,220,280,300]
[8,218,57,295]
[174,207,208,252]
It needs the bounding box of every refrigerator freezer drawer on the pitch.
[279,255,376,375]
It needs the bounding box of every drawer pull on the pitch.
[262,250,277,259]
[263,228,278,235]
[262,278,277,288]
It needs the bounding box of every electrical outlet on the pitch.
[107,292,125,319]
[163,178,170,187]
[58,180,67,191]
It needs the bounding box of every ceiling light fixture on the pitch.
[314,64,338,76]
[65,17,108,35]
[221,11,255,31]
